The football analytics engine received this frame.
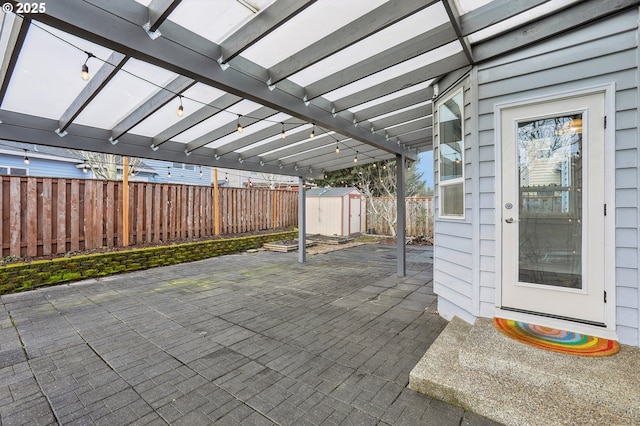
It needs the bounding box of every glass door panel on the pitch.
[517,114,583,289]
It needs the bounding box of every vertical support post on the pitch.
[298,176,306,264]
[122,156,130,246]
[213,168,220,235]
[396,154,406,277]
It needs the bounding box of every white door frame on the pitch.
[494,84,617,340]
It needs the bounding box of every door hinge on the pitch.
[604,204,607,216]
[604,291,607,303]
[604,116,607,129]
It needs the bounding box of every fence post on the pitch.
[122,157,129,246]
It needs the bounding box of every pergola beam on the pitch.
[220,0,317,63]
[33,0,417,161]
[0,13,28,105]
[111,75,195,142]
[58,52,128,134]
[473,0,640,63]
[460,0,550,36]
[147,0,183,33]
[0,109,319,178]
[442,0,473,63]
[303,23,456,100]
[267,0,437,84]
[333,52,468,112]
[152,93,242,147]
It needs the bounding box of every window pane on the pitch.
[442,183,464,216]
[439,91,463,181]
[0,167,8,175]
[11,167,28,176]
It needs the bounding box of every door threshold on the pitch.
[495,308,618,341]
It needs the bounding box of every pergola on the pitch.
[0,0,631,274]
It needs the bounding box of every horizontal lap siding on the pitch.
[475,9,639,344]
[434,82,476,321]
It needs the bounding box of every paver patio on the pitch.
[0,244,500,425]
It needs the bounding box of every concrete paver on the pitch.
[0,244,501,425]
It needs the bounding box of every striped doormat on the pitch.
[493,317,619,356]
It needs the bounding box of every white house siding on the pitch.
[434,80,478,324]
[464,9,639,345]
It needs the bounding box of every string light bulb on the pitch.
[335,143,340,154]
[310,124,315,138]
[177,96,184,117]
[354,151,358,163]
[81,51,94,81]
[23,149,29,165]
[225,173,229,183]
[167,167,171,178]
[280,122,286,139]
[82,161,88,173]
[236,115,243,133]
[199,166,203,177]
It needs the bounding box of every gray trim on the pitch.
[58,52,129,134]
[442,0,473,63]
[220,0,317,63]
[266,0,437,84]
[111,75,195,142]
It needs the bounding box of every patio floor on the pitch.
[0,244,500,425]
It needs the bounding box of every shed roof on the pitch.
[0,0,633,179]
[306,187,360,198]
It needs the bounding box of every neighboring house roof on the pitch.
[0,141,158,174]
[306,187,360,197]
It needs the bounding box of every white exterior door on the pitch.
[349,196,361,234]
[501,92,606,325]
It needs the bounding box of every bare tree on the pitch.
[71,151,144,180]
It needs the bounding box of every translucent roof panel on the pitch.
[241,0,388,68]
[171,99,265,143]
[370,100,432,122]
[288,3,449,87]
[206,111,292,150]
[169,0,274,44]
[2,22,112,119]
[350,80,434,114]
[74,59,178,129]
[454,0,492,15]
[129,84,229,137]
[467,0,581,43]
[322,42,460,102]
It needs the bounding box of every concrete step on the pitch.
[409,317,640,425]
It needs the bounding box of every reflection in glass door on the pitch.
[518,114,583,289]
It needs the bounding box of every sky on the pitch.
[416,150,434,190]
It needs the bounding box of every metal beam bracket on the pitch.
[142,22,162,40]
[108,137,119,145]
[55,128,68,137]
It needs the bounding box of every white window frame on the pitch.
[0,166,29,176]
[437,88,465,219]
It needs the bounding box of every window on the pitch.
[172,162,195,170]
[0,166,28,176]
[438,89,464,218]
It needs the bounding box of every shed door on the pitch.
[501,92,606,325]
[349,195,361,234]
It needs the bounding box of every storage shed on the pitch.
[306,188,365,236]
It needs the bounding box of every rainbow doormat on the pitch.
[493,318,619,356]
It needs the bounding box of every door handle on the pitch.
[505,217,514,223]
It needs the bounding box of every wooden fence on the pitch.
[366,197,433,237]
[0,176,298,258]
